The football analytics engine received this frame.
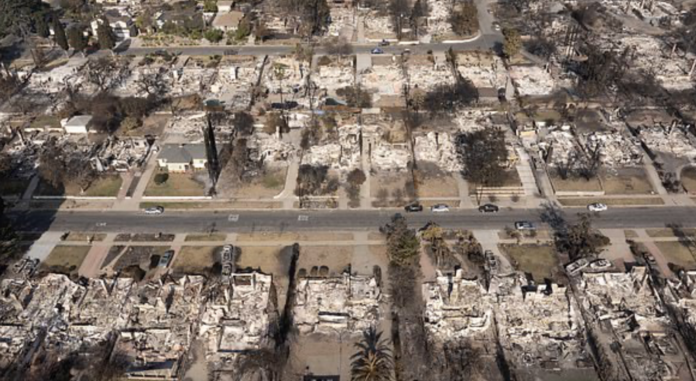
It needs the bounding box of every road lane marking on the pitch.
[298,215,309,222]
[228,214,239,222]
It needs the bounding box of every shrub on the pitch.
[154,173,169,185]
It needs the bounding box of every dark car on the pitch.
[158,250,174,267]
[404,203,423,212]
[479,204,499,213]
[378,40,390,46]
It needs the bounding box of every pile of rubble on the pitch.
[263,58,308,95]
[172,66,218,97]
[360,62,405,98]
[302,124,360,170]
[538,129,578,166]
[407,57,456,91]
[426,0,454,38]
[371,142,411,171]
[199,273,276,370]
[579,267,685,381]
[457,52,508,89]
[93,136,152,172]
[363,13,395,40]
[636,122,696,159]
[209,58,260,109]
[316,61,355,94]
[508,65,555,96]
[328,8,355,38]
[423,270,492,340]
[414,131,462,172]
[293,274,381,336]
[248,132,297,165]
[606,36,696,91]
[494,274,589,371]
[582,131,643,167]
[453,109,499,132]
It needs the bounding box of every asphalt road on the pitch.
[116,35,502,57]
[8,206,696,234]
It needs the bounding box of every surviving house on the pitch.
[211,11,244,32]
[63,115,93,134]
[157,143,209,172]
[90,10,138,41]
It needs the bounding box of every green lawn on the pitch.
[499,244,560,282]
[41,245,91,275]
[655,241,696,270]
[36,175,123,197]
[185,233,227,242]
[144,172,207,197]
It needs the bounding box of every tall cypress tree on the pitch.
[96,19,115,50]
[67,25,86,53]
[52,16,68,51]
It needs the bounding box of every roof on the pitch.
[212,11,244,28]
[65,115,93,127]
[218,0,234,6]
[158,143,208,164]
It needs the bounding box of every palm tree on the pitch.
[350,327,394,381]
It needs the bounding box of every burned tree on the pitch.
[456,128,508,187]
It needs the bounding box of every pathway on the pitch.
[78,233,116,278]
[275,155,300,209]
[473,229,513,273]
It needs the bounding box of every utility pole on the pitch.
[203,115,220,195]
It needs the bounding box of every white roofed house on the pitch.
[90,10,138,41]
[156,143,210,172]
[62,115,94,134]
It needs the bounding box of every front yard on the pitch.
[144,171,208,197]
[499,243,560,282]
[35,175,123,197]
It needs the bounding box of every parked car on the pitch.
[222,245,233,262]
[492,22,501,31]
[404,203,423,212]
[514,221,536,230]
[478,204,499,213]
[402,48,411,54]
[587,203,608,212]
[431,204,450,213]
[223,49,238,55]
[378,39,390,46]
[144,206,164,215]
[159,250,174,267]
[371,48,384,54]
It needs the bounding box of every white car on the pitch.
[144,206,164,214]
[587,203,608,212]
[431,204,450,213]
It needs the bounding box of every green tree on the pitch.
[449,2,479,36]
[502,27,521,58]
[456,128,508,189]
[556,213,609,261]
[67,25,87,54]
[382,214,420,266]
[203,0,218,12]
[34,11,50,38]
[204,28,224,43]
[53,17,69,51]
[97,20,116,50]
[351,327,394,381]
[235,17,251,40]
[301,0,330,36]
[0,0,43,37]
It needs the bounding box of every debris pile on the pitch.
[414,131,462,172]
[457,52,508,89]
[508,65,555,96]
[636,122,696,159]
[293,274,381,335]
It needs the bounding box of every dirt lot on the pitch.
[646,228,696,238]
[297,246,353,277]
[417,173,460,198]
[549,174,603,193]
[41,245,91,275]
[218,167,288,199]
[371,172,416,207]
[113,246,171,271]
[36,175,123,197]
[682,167,696,194]
[144,171,207,197]
[655,241,696,270]
[499,244,560,282]
[121,114,169,137]
[173,246,220,274]
[601,168,654,195]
